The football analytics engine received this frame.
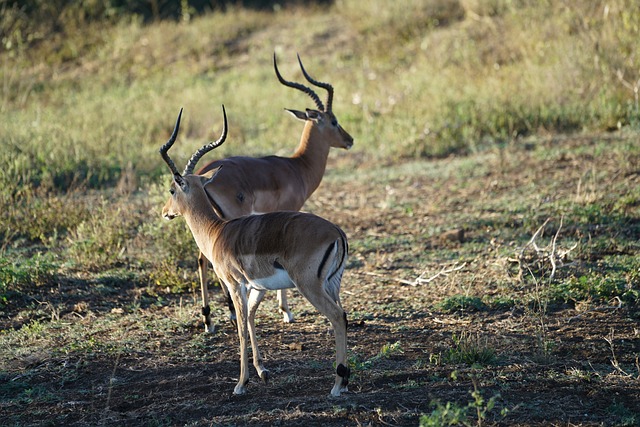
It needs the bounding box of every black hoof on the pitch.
[260,370,270,385]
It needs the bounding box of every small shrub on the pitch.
[147,260,198,294]
[420,400,468,427]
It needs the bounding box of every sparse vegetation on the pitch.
[444,332,497,366]
[1,1,639,426]
[438,295,486,313]
[420,376,506,427]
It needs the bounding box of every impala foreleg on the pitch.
[277,290,294,323]
[225,280,250,395]
[224,284,237,327]
[247,288,269,383]
[197,252,213,333]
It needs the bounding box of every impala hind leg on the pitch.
[295,282,349,397]
[248,289,269,383]
[277,290,294,323]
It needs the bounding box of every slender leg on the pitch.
[295,279,349,397]
[226,281,250,395]
[277,290,294,323]
[247,288,268,382]
[224,284,237,327]
[197,252,213,333]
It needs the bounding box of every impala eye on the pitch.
[331,119,338,127]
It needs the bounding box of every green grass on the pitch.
[420,377,505,427]
[437,295,487,313]
[2,1,640,193]
[2,2,639,206]
[0,3,639,425]
[0,253,59,305]
[444,332,497,367]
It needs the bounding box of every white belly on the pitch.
[248,268,295,291]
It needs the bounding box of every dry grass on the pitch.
[0,1,639,426]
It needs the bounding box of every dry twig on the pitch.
[604,328,632,377]
[363,262,466,287]
[509,216,577,282]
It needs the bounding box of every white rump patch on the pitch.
[248,269,295,291]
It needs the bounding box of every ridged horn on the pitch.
[159,108,183,178]
[274,52,325,111]
[297,53,334,113]
[183,105,228,176]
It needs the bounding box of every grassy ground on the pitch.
[1,1,639,426]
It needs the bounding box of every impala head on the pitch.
[274,53,353,150]
[160,106,227,220]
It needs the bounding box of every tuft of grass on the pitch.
[420,377,506,427]
[349,341,404,372]
[607,401,639,427]
[438,295,486,313]
[444,332,496,366]
[0,253,59,305]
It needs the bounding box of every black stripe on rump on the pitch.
[326,235,347,283]
[317,241,337,279]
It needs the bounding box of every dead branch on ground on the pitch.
[365,262,466,287]
[508,216,577,282]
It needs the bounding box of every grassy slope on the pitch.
[0,1,639,425]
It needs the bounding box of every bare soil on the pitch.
[2,135,639,426]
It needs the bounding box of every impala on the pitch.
[160,106,350,397]
[181,53,353,332]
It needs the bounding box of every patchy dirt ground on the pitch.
[2,283,639,426]
[1,135,639,426]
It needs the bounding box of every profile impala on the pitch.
[175,53,353,332]
[160,106,350,397]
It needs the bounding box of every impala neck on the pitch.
[292,122,331,198]
[181,189,224,259]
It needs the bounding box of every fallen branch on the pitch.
[364,263,466,287]
[412,262,467,286]
[509,216,577,282]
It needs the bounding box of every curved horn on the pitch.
[273,52,325,111]
[159,108,183,178]
[297,53,334,113]
[183,105,228,175]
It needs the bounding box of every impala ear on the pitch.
[285,108,309,121]
[202,166,223,186]
[284,108,323,123]
[305,108,321,121]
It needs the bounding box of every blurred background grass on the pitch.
[2,0,639,190]
[0,0,638,295]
